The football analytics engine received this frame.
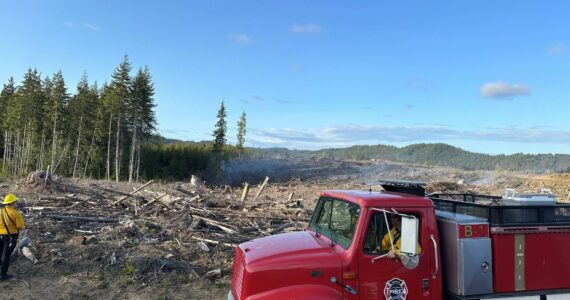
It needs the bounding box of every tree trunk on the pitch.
[54,139,70,174]
[38,131,46,171]
[24,130,34,174]
[128,124,137,183]
[83,123,98,178]
[19,125,27,175]
[12,131,18,176]
[7,132,12,171]
[136,142,141,182]
[115,114,121,182]
[2,131,7,170]
[72,115,83,178]
[51,110,58,170]
[106,113,113,181]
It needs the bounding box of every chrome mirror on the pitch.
[400,253,419,269]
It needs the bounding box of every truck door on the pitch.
[357,208,433,299]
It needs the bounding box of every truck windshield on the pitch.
[309,198,360,249]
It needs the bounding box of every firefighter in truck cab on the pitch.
[382,214,421,259]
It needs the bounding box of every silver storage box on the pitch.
[436,211,493,296]
[503,188,556,206]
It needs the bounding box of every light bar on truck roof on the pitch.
[378,179,427,197]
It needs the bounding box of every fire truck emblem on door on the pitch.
[383,278,408,300]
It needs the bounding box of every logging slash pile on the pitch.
[2,173,326,298]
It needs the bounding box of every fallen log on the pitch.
[112,180,154,205]
[189,236,237,248]
[175,186,195,197]
[193,215,237,234]
[142,193,168,208]
[187,195,200,203]
[95,187,132,197]
[42,214,119,223]
[205,269,221,278]
[22,247,38,264]
[267,222,295,235]
[26,206,58,211]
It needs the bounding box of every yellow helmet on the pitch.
[3,194,16,205]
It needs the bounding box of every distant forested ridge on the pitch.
[254,143,570,173]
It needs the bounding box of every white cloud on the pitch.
[479,81,530,99]
[406,77,432,91]
[64,21,100,32]
[289,23,323,34]
[275,98,294,104]
[83,23,100,32]
[230,33,253,44]
[548,42,565,56]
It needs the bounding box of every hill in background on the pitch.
[252,143,570,173]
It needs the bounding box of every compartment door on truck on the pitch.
[357,208,432,300]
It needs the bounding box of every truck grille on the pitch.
[232,249,245,299]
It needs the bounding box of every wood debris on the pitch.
[9,174,313,285]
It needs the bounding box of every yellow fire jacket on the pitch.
[0,206,24,235]
[381,227,421,254]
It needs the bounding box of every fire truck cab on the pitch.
[228,181,570,300]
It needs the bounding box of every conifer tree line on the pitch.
[0,55,157,181]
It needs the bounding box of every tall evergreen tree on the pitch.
[0,78,15,128]
[236,111,247,152]
[82,81,102,178]
[0,78,16,169]
[212,101,227,155]
[105,55,132,181]
[48,71,69,173]
[127,66,156,182]
[67,73,93,177]
[12,69,44,174]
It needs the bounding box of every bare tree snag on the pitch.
[287,192,294,202]
[241,183,250,202]
[253,176,269,201]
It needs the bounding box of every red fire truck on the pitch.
[228,180,570,300]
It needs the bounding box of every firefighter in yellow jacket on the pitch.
[0,194,24,280]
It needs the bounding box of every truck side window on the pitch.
[309,198,361,249]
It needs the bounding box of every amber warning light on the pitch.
[458,224,489,238]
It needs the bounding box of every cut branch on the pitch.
[112,180,154,205]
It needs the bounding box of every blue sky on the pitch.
[1,1,570,154]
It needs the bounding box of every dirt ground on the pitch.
[1,158,569,299]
